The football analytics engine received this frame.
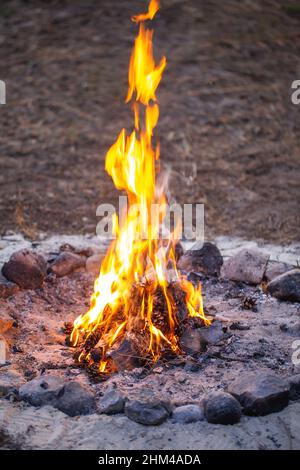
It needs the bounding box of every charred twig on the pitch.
[208,351,250,363]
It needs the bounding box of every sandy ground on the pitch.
[1,399,300,450]
[1,232,300,266]
[1,234,300,450]
[0,0,299,243]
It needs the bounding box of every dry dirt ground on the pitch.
[0,0,300,243]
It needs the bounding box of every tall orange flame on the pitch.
[131,0,160,23]
[71,0,209,372]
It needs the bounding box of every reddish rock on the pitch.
[221,248,269,285]
[2,250,47,289]
[49,252,86,277]
[85,253,105,276]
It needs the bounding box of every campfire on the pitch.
[69,0,210,374]
[2,0,300,452]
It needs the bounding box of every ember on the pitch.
[69,0,210,373]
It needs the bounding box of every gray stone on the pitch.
[265,261,294,282]
[0,370,25,397]
[198,321,226,345]
[125,400,170,425]
[0,274,19,299]
[19,375,65,407]
[49,252,86,277]
[85,253,105,276]
[178,242,223,276]
[55,381,96,417]
[181,329,207,354]
[279,322,300,336]
[184,358,202,372]
[204,392,242,425]
[181,321,226,354]
[2,250,47,289]
[172,404,204,423]
[267,269,300,302]
[288,375,300,401]
[109,339,143,371]
[228,373,289,416]
[174,242,184,261]
[221,248,269,284]
[19,375,96,416]
[99,390,126,415]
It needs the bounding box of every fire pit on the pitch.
[1,231,300,448]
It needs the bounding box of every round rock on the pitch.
[55,381,96,417]
[172,404,204,424]
[85,253,105,276]
[19,375,65,407]
[125,400,169,425]
[287,374,300,401]
[0,370,25,397]
[221,248,269,285]
[178,242,223,276]
[228,373,289,416]
[19,375,96,417]
[265,261,294,282]
[267,269,300,302]
[204,392,242,425]
[49,252,86,277]
[98,390,126,415]
[2,249,47,289]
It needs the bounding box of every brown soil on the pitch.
[0,0,299,243]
